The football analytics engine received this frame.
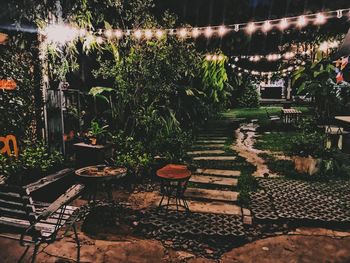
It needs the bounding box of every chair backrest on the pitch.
[0,135,19,157]
[0,184,37,224]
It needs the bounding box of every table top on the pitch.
[73,142,112,149]
[156,164,191,180]
[75,165,127,180]
[282,108,302,114]
[335,116,350,124]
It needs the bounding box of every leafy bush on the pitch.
[236,82,260,108]
[111,131,152,177]
[0,141,64,185]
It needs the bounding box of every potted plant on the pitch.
[87,121,109,145]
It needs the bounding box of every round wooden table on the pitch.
[156,164,192,214]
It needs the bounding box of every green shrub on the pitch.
[0,141,64,185]
[111,131,152,177]
[236,83,260,108]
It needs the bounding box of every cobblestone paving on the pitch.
[250,178,350,224]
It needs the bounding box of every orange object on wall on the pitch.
[0,79,17,90]
[0,135,19,157]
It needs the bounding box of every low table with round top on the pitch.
[156,164,192,214]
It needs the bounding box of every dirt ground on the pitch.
[1,227,350,263]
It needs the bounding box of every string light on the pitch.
[178,28,187,38]
[133,29,142,39]
[155,29,164,39]
[246,22,256,34]
[144,29,153,39]
[205,54,226,61]
[104,29,113,39]
[96,36,103,44]
[114,29,123,39]
[297,16,308,27]
[279,18,289,30]
[315,13,327,25]
[41,8,350,44]
[204,27,214,38]
[192,28,200,38]
[262,21,272,32]
[218,26,228,37]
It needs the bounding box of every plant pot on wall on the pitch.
[292,155,321,175]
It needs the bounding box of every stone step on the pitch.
[153,198,242,215]
[185,188,238,202]
[193,156,236,161]
[190,175,238,187]
[197,137,228,140]
[195,168,241,177]
[192,144,225,149]
[196,140,226,144]
[185,200,242,215]
[187,150,226,156]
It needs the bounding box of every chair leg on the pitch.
[31,243,40,263]
[72,223,81,263]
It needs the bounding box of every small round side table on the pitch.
[156,164,192,214]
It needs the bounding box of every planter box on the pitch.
[73,142,113,168]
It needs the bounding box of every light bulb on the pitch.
[155,29,164,39]
[144,29,153,39]
[246,22,256,34]
[212,55,218,61]
[178,28,187,38]
[104,29,113,39]
[204,27,214,38]
[315,13,327,25]
[297,16,307,27]
[279,18,289,30]
[96,36,103,44]
[133,29,142,39]
[262,21,272,32]
[218,26,228,37]
[234,57,239,62]
[206,54,212,61]
[191,28,200,38]
[114,29,123,39]
[218,55,224,61]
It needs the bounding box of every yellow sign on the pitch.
[0,135,18,157]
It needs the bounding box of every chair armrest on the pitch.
[40,184,85,220]
[25,168,74,193]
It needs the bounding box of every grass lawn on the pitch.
[223,106,312,153]
[254,131,299,153]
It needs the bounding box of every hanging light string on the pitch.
[224,39,341,63]
[228,59,306,77]
[41,8,350,44]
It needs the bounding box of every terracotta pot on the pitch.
[90,138,97,145]
[292,156,321,175]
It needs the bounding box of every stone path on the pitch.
[232,122,278,177]
[182,117,251,220]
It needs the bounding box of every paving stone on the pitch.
[242,208,252,216]
[192,144,225,149]
[152,198,242,215]
[192,156,236,161]
[197,137,228,140]
[190,175,238,187]
[187,150,226,155]
[196,140,226,144]
[196,168,241,177]
[185,188,238,202]
[243,215,253,225]
[186,200,242,215]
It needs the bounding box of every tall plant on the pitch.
[293,58,338,121]
[201,53,230,110]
